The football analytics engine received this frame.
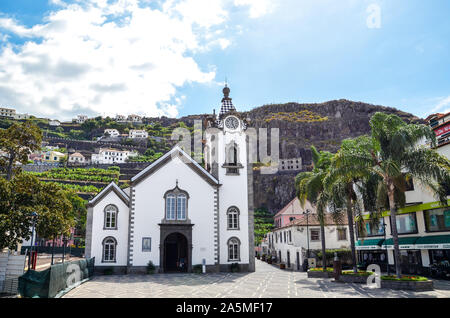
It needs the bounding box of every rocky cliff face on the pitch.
[241,99,421,214]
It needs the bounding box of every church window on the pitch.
[102,237,117,263]
[165,187,189,221]
[166,194,176,220]
[177,194,187,220]
[227,207,239,230]
[228,237,240,261]
[104,205,118,229]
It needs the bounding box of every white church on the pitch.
[85,85,255,273]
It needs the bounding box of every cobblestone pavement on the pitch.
[63,260,450,298]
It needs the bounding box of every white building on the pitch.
[127,114,142,123]
[267,213,350,271]
[356,112,450,275]
[75,115,88,124]
[129,129,148,139]
[68,152,87,165]
[91,148,137,164]
[115,115,127,123]
[0,107,16,118]
[14,113,30,120]
[279,158,303,171]
[85,85,255,273]
[104,129,120,138]
[49,120,61,126]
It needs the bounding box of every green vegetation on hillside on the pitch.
[26,167,120,184]
[254,208,274,245]
[264,110,329,123]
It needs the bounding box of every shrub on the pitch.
[381,275,428,282]
[147,261,156,274]
[308,267,333,272]
[342,270,372,276]
[231,263,240,273]
[193,264,203,274]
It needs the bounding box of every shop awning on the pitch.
[382,236,421,249]
[415,235,450,249]
[355,238,385,250]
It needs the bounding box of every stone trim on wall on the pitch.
[85,206,93,259]
[246,137,255,272]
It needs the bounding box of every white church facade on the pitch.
[85,86,255,273]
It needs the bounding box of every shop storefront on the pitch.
[382,237,422,274]
[356,238,388,271]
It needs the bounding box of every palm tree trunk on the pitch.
[346,193,358,273]
[320,223,327,271]
[387,182,402,277]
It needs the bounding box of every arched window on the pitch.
[177,194,187,220]
[102,237,117,263]
[226,142,238,165]
[227,207,240,230]
[166,194,176,220]
[228,237,240,261]
[104,205,118,229]
[164,186,189,221]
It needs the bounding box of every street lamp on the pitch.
[27,212,38,271]
[303,209,311,258]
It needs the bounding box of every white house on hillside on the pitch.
[129,129,148,139]
[104,129,120,138]
[91,148,137,164]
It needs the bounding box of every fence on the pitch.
[18,257,95,298]
[0,252,27,295]
[20,246,85,258]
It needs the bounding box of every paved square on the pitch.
[63,260,450,298]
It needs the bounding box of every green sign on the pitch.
[445,210,450,227]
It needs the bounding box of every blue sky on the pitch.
[0,0,449,120]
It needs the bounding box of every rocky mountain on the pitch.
[241,99,421,214]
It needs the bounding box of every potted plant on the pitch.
[147,260,156,274]
[279,263,286,270]
[193,264,203,274]
[267,257,272,264]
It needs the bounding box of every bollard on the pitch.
[202,258,206,274]
[333,252,342,281]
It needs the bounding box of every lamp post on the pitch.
[303,209,311,258]
[27,212,38,271]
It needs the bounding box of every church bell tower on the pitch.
[204,84,255,272]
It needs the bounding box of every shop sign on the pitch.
[415,244,441,250]
[384,244,415,250]
[356,245,380,250]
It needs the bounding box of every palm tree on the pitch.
[333,112,450,277]
[295,146,333,271]
[325,136,383,273]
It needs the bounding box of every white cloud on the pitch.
[234,0,276,18]
[431,96,450,113]
[0,0,276,120]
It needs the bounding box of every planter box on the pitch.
[267,259,272,264]
[381,280,434,291]
[307,271,334,279]
[279,264,286,270]
[338,274,369,284]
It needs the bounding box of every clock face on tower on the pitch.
[225,116,239,130]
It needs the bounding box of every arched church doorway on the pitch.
[164,232,188,272]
